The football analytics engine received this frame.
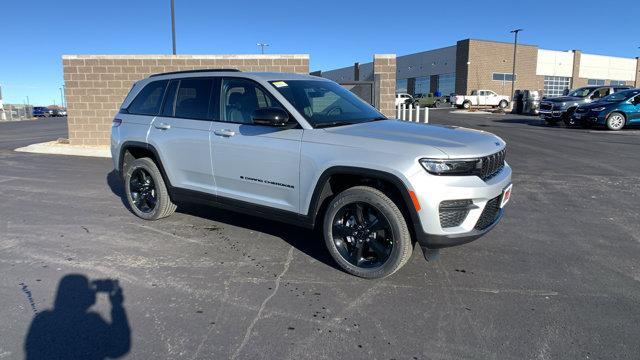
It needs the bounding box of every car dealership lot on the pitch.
[0,115,639,359]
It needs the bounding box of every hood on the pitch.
[542,96,585,103]
[322,120,505,158]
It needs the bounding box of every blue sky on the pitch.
[1,0,637,105]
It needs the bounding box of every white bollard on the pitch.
[408,103,413,122]
[416,104,421,123]
[424,107,429,123]
[402,103,406,120]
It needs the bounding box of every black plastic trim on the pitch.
[150,69,240,77]
[417,209,504,249]
[169,187,314,228]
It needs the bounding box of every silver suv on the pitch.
[111,69,512,278]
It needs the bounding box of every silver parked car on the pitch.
[111,70,512,278]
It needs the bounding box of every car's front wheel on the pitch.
[124,157,176,220]
[462,101,471,109]
[498,100,508,109]
[605,112,626,131]
[323,186,413,279]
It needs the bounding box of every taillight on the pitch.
[112,118,122,127]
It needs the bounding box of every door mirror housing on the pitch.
[251,107,289,126]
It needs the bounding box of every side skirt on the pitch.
[169,187,315,229]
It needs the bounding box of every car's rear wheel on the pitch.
[605,112,625,131]
[323,186,412,279]
[124,157,176,220]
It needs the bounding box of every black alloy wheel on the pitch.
[331,202,394,268]
[129,168,157,213]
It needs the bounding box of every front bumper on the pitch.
[407,162,512,249]
[417,209,504,248]
[539,109,565,119]
[571,112,606,125]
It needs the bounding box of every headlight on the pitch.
[591,107,606,112]
[420,158,480,176]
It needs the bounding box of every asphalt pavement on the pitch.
[0,114,638,359]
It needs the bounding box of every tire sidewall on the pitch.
[124,158,163,220]
[323,188,408,278]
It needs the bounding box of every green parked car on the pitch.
[412,93,448,108]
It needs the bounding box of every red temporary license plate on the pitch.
[500,183,513,208]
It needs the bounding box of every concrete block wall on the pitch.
[62,54,309,146]
[462,39,542,96]
[373,54,396,118]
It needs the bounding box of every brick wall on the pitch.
[570,51,588,88]
[464,39,541,97]
[62,54,309,146]
[636,58,640,88]
[373,54,396,117]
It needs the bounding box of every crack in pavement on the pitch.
[230,246,294,360]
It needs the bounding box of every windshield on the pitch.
[600,90,640,102]
[567,87,594,97]
[270,80,384,127]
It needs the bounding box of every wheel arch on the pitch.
[119,141,173,188]
[306,166,421,236]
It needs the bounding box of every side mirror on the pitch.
[252,107,289,126]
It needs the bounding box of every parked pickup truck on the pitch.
[412,93,449,108]
[539,85,632,126]
[451,90,510,110]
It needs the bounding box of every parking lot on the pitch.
[1,112,639,359]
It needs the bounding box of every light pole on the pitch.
[170,0,176,55]
[510,29,523,104]
[59,87,64,108]
[257,43,269,54]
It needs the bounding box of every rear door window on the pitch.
[127,80,168,115]
[174,78,214,120]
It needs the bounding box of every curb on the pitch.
[14,141,111,158]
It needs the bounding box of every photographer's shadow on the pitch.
[24,274,131,360]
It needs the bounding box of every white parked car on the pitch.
[451,90,510,110]
[395,93,413,107]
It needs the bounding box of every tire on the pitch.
[498,100,508,109]
[605,112,625,131]
[322,186,413,279]
[124,157,176,220]
[462,101,471,109]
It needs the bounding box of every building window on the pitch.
[396,79,408,93]
[610,80,626,86]
[492,73,516,82]
[414,77,429,96]
[437,73,456,96]
[543,76,571,98]
[587,79,605,86]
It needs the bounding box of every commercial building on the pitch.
[320,39,640,98]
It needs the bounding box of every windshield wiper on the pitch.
[314,121,356,128]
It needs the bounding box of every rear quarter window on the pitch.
[127,80,168,115]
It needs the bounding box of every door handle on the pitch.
[214,129,236,137]
[154,122,171,130]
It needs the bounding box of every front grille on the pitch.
[540,102,553,111]
[439,199,472,228]
[479,149,506,181]
[475,196,501,230]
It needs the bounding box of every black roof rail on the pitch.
[149,68,241,77]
